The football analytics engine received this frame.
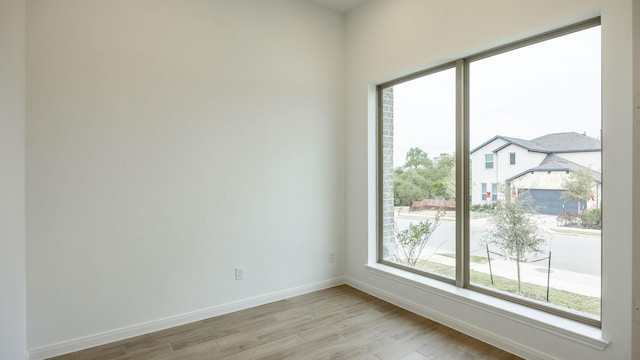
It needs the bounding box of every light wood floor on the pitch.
[48,285,523,360]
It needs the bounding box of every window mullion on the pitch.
[455,59,470,288]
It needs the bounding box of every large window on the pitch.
[378,19,601,326]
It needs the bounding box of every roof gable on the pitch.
[470,135,547,154]
[471,132,601,155]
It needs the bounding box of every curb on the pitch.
[547,227,601,237]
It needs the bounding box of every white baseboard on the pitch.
[22,350,30,360]
[28,277,345,360]
[344,276,556,360]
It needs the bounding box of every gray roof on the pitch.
[506,154,601,182]
[492,136,547,153]
[470,132,600,154]
[528,132,601,152]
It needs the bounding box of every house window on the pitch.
[378,19,601,326]
[485,154,494,169]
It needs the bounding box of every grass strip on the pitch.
[415,260,600,317]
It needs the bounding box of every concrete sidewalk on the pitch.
[428,254,600,297]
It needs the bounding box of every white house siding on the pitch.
[510,171,568,191]
[555,151,601,172]
[471,141,547,204]
[496,144,547,180]
[510,147,547,172]
[471,138,506,204]
[471,140,600,205]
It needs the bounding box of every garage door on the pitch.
[521,189,585,216]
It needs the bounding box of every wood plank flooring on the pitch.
[47,285,523,360]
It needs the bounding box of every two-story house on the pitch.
[470,132,601,215]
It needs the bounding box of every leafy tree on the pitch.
[562,168,595,212]
[482,196,545,293]
[393,148,455,206]
[431,153,455,200]
[394,209,444,267]
[404,148,433,169]
[394,174,426,206]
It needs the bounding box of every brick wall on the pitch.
[381,87,395,259]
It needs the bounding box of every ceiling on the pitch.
[307,0,370,12]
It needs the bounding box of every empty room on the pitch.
[1,0,639,359]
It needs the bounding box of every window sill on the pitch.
[364,263,608,351]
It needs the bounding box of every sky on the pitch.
[392,26,601,166]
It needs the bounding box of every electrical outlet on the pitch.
[328,253,336,263]
[235,267,244,280]
[634,297,640,324]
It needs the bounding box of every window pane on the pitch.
[485,154,494,169]
[380,68,456,279]
[468,26,601,320]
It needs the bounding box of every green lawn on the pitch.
[440,253,488,264]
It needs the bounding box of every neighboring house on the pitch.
[470,132,601,215]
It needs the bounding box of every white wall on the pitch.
[0,0,27,359]
[345,0,636,359]
[26,0,345,355]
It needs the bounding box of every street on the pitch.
[394,214,601,276]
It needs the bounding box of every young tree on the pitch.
[394,209,444,267]
[562,168,595,212]
[482,196,545,293]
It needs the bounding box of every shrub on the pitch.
[580,208,601,228]
[394,209,444,267]
[470,203,497,212]
[557,211,580,226]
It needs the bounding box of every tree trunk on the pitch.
[516,256,522,294]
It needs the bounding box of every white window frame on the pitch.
[485,154,494,169]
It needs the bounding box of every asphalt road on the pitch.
[395,216,601,276]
